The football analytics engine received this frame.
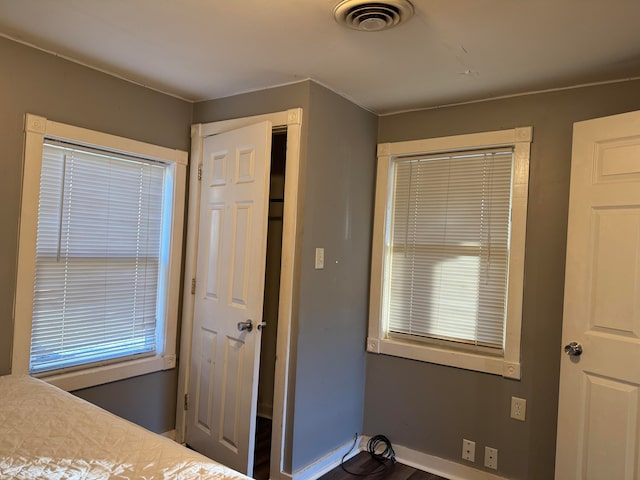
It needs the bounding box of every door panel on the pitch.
[556,110,640,479]
[186,121,272,475]
[205,207,224,298]
[230,203,251,306]
[580,374,638,480]
[195,327,217,434]
[220,336,244,452]
[591,208,640,333]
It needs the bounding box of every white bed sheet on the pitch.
[0,375,251,480]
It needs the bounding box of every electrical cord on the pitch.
[340,434,396,476]
[367,435,396,464]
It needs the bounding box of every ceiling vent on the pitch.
[333,0,414,32]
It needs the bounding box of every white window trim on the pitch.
[12,114,188,391]
[368,127,532,380]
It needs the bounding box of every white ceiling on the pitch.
[1,0,639,114]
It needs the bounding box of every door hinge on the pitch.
[191,278,196,295]
[197,166,202,181]
[184,393,189,411]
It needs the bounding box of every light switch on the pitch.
[315,248,324,269]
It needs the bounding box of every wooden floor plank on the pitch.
[318,452,448,480]
[253,416,271,480]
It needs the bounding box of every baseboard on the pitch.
[160,429,177,441]
[292,436,359,480]
[279,472,293,480]
[360,436,509,480]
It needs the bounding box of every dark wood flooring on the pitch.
[318,452,448,480]
[253,416,272,480]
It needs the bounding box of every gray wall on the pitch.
[194,81,378,473]
[290,82,377,472]
[0,36,192,433]
[366,79,640,479]
[193,82,311,124]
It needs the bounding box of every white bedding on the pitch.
[0,375,251,480]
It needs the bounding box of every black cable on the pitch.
[367,435,396,464]
[340,434,396,476]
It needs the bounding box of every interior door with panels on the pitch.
[186,121,272,475]
[556,110,640,479]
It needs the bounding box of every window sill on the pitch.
[367,337,521,379]
[36,354,176,391]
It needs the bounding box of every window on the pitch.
[13,114,187,391]
[368,127,531,379]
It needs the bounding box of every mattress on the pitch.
[0,375,251,480]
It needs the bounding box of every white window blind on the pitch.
[30,141,166,374]
[386,148,513,349]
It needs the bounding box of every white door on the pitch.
[186,121,272,475]
[556,110,640,479]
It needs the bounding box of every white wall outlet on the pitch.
[484,446,498,470]
[462,439,475,462]
[314,247,324,269]
[511,396,526,421]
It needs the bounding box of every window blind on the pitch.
[386,148,513,349]
[30,141,166,374]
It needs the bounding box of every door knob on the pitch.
[237,320,253,332]
[257,322,267,331]
[564,341,583,357]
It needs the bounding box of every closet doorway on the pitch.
[176,109,303,480]
[254,130,286,480]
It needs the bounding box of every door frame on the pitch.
[176,108,303,480]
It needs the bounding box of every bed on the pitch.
[0,374,251,480]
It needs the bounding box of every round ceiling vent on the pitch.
[333,0,414,32]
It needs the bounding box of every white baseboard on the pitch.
[275,434,509,480]
[292,436,359,480]
[278,472,293,480]
[360,436,509,480]
[160,429,177,441]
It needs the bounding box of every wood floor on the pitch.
[251,424,447,480]
[318,452,448,480]
[253,416,272,480]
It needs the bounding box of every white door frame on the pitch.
[176,108,303,480]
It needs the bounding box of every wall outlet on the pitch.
[484,446,498,470]
[462,439,475,462]
[511,396,526,421]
